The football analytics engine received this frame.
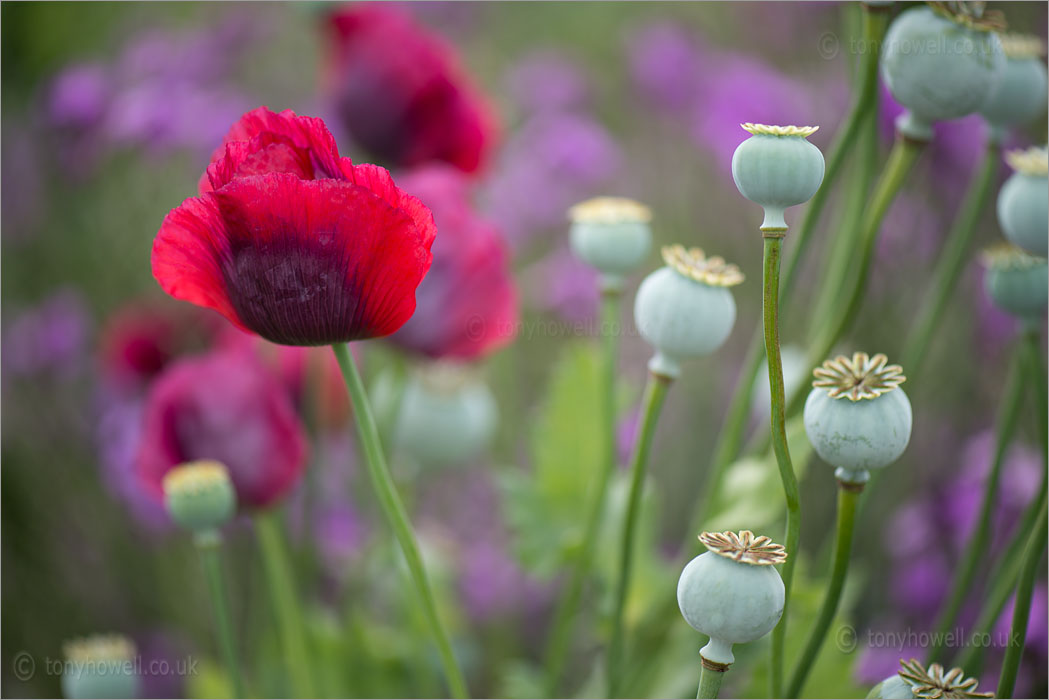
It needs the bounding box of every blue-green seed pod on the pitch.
[979,35,1048,142]
[394,364,497,469]
[568,197,653,292]
[868,659,991,700]
[867,675,915,699]
[162,460,236,538]
[61,635,140,700]
[803,353,912,485]
[983,244,1049,322]
[997,147,1048,258]
[634,245,742,380]
[880,5,1005,141]
[677,530,786,666]
[731,124,825,231]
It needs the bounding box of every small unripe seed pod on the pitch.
[731,123,825,231]
[395,363,498,469]
[982,243,1049,322]
[634,245,742,380]
[677,530,786,666]
[997,147,1049,258]
[61,635,140,700]
[979,35,1048,142]
[803,352,912,485]
[162,460,236,539]
[569,197,653,293]
[880,5,1005,141]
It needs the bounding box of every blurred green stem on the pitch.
[332,343,469,699]
[787,483,861,698]
[697,661,726,699]
[902,141,999,373]
[996,498,1048,698]
[762,234,801,699]
[691,5,889,537]
[785,136,925,421]
[198,536,246,698]
[543,290,621,695]
[254,511,316,697]
[608,371,672,697]
[927,343,1025,664]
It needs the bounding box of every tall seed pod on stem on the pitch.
[732,121,825,696]
[544,197,652,695]
[678,530,787,699]
[790,353,912,697]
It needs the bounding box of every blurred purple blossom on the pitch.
[854,634,925,685]
[995,584,1049,659]
[3,289,90,379]
[521,246,600,322]
[507,50,590,115]
[94,390,170,533]
[483,112,621,248]
[1,119,45,242]
[45,13,263,171]
[626,22,704,115]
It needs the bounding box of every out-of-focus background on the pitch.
[2,2,1047,698]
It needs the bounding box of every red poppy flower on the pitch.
[152,107,436,346]
[324,5,497,173]
[137,349,308,509]
[390,166,517,359]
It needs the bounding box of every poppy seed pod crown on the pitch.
[568,196,653,292]
[678,530,787,666]
[867,658,992,699]
[880,4,1006,141]
[997,147,1049,258]
[803,352,912,485]
[634,245,742,379]
[731,123,825,231]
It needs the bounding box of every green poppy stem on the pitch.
[691,4,888,539]
[254,511,316,697]
[762,233,802,699]
[332,343,469,699]
[783,136,925,422]
[787,483,862,698]
[608,371,672,697]
[197,536,246,698]
[543,290,622,696]
[696,660,727,699]
[955,476,1047,675]
[901,140,999,374]
[996,498,1048,699]
[927,344,1025,664]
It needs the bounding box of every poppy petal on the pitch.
[153,173,433,346]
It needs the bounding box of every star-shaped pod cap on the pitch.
[812,352,906,401]
[698,529,787,566]
[897,658,993,699]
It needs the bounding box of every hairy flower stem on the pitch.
[902,141,999,373]
[996,498,1048,699]
[783,137,925,422]
[762,233,801,698]
[254,512,316,697]
[544,290,621,696]
[608,371,672,697]
[691,5,888,538]
[198,536,246,698]
[332,343,469,699]
[787,483,862,697]
[927,345,1025,664]
[697,660,727,699]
